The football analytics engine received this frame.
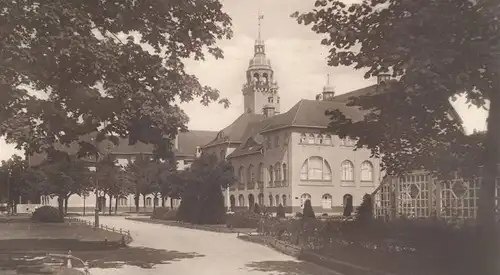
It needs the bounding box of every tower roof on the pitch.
[323,74,335,94]
[248,13,272,70]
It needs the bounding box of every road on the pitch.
[81,216,342,275]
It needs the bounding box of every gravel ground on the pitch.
[80,216,343,275]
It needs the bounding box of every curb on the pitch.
[238,234,397,275]
[67,217,133,246]
[126,217,256,234]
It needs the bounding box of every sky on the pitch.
[0,0,489,161]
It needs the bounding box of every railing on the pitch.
[68,217,132,244]
[257,181,264,189]
[247,180,255,190]
[237,182,245,190]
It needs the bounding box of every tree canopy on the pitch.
[294,1,499,274]
[0,0,233,159]
[293,0,498,178]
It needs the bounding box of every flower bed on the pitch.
[255,216,486,275]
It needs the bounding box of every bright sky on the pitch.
[0,0,488,161]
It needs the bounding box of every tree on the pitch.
[294,1,499,273]
[302,200,315,219]
[96,155,132,214]
[177,154,235,224]
[355,194,373,225]
[0,155,36,214]
[37,151,93,216]
[276,204,285,218]
[125,155,153,213]
[0,0,232,168]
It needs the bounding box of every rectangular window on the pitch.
[274,135,279,148]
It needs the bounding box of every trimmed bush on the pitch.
[253,203,261,214]
[32,206,63,223]
[151,207,170,219]
[226,211,261,229]
[354,193,373,225]
[276,204,285,218]
[302,200,315,219]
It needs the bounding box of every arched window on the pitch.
[238,194,245,207]
[282,163,287,184]
[341,160,355,181]
[275,162,281,181]
[307,134,315,144]
[258,193,264,205]
[321,194,332,209]
[300,134,306,143]
[324,134,332,145]
[282,195,287,207]
[300,157,332,181]
[146,197,152,206]
[268,165,274,185]
[269,195,274,206]
[275,195,280,206]
[248,164,255,185]
[119,197,127,206]
[300,193,311,209]
[258,163,264,183]
[361,161,374,182]
[238,166,245,184]
[153,197,159,207]
[230,195,236,208]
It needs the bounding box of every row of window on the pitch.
[230,193,289,208]
[299,134,356,147]
[300,157,374,182]
[237,162,288,189]
[262,133,357,151]
[299,193,354,210]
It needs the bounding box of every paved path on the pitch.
[82,216,342,275]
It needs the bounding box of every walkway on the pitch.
[82,216,342,275]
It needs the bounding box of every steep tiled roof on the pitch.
[28,130,216,166]
[203,113,265,148]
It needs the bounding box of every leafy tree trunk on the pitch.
[170,197,174,210]
[114,196,118,215]
[64,197,68,214]
[134,194,139,213]
[477,92,500,275]
[108,194,112,215]
[142,194,146,212]
[153,194,157,210]
[57,197,64,217]
[161,197,165,207]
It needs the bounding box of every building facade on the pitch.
[201,32,384,215]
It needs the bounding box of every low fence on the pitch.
[68,217,133,245]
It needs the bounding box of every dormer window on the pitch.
[268,97,273,103]
[307,134,315,144]
[318,134,324,144]
[300,134,306,143]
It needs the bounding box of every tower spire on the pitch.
[327,73,331,85]
[257,12,264,40]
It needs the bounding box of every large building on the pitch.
[18,22,385,215]
[202,33,383,215]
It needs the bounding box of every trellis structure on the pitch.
[372,171,500,221]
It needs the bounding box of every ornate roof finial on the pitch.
[257,12,264,41]
[323,73,335,94]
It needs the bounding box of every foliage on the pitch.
[302,200,315,219]
[176,154,235,224]
[97,155,133,202]
[0,0,232,161]
[354,194,373,225]
[0,155,37,207]
[276,204,286,218]
[32,206,63,223]
[226,211,261,229]
[294,2,499,273]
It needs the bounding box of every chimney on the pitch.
[263,104,275,118]
[377,74,391,85]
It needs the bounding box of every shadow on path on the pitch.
[246,260,341,275]
[0,246,204,274]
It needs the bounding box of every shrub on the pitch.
[253,203,261,214]
[302,199,315,219]
[151,207,170,219]
[354,194,373,225]
[276,204,285,218]
[226,211,261,229]
[32,206,63,223]
[295,212,303,218]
